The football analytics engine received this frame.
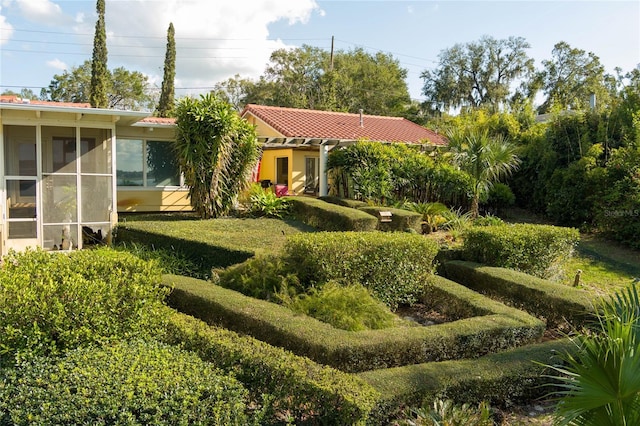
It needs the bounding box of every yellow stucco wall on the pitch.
[259,148,292,186]
[117,189,191,212]
[244,114,282,138]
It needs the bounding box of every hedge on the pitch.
[358,206,423,233]
[463,224,580,279]
[163,274,544,373]
[283,231,439,308]
[443,261,595,328]
[319,195,369,209]
[161,309,378,425]
[359,339,574,424]
[0,340,250,425]
[285,197,378,231]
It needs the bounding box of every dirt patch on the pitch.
[395,303,456,326]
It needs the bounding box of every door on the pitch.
[276,157,289,186]
[304,157,319,193]
[4,126,39,251]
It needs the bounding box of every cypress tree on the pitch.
[157,22,176,117]
[90,0,109,108]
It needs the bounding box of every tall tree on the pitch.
[43,60,154,110]
[537,41,608,113]
[212,74,257,112]
[421,36,534,112]
[156,22,176,117]
[174,94,260,219]
[446,127,520,217]
[90,0,109,108]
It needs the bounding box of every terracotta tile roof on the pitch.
[241,104,447,146]
[0,95,92,108]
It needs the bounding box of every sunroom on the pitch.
[0,99,148,255]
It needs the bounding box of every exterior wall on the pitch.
[291,148,319,196]
[259,148,292,188]
[115,125,190,213]
[244,114,282,138]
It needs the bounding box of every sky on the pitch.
[0,0,638,106]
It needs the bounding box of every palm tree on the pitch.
[548,283,640,425]
[446,128,520,218]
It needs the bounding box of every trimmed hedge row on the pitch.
[463,224,580,279]
[360,339,574,424]
[285,197,378,231]
[283,231,439,308]
[319,195,369,209]
[163,274,544,373]
[358,206,423,233]
[443,260,594,328]
[161,309,378,425]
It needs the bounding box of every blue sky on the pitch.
[1,0,638,105]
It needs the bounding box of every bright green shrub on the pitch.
[473,214,505,227]
[161,309,379,425]
[463,224,579,278]
[246,183,290,218]
[283,232,439,309]
[358,206,423,233]
[319,195,369,209]
[0,340,250,425]
[287,281,397,331]
[286,197,378,231]
[215,255,302,301]
[443,261,594,328]
[0,248,167,362]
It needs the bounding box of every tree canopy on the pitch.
[156,22,176,117]
[89,0,109,108]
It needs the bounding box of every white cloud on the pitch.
[100,0,320,94]
[0,6,14,45]
[46,58,67,71]
[14,0,72,26]
[407,5,414,14]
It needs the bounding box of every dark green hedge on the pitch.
[163,274,544,373]
[463,224,580,279]
[286,197,378,231]
[0,340,249,425]
[359,339,574,424]
[283,231,439,308]
[161,309,378,425]
[358,206,423,233]
[443,261,594,328]
[319,195,369,209]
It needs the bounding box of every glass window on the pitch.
[116,139,180,187]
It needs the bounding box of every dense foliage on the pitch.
[0,341,250,425]
[174,94,260,218]
[0,248,167,362]
[462,224,579,279]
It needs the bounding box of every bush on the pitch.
[463,224,579,279]
[245,183,290,218]
[286,196,378,231]
[405,202,449,233]
[485,182,515,211]
[287,281,397,331]
[0,340,250,425]
[215,255,302,301]
[0,248,167,362]
[319,195,369,209]
[443,261,594,328]
[162,309,379,425]
[283,232,439,309]
[358,206,423,233]
[473,214,505,227]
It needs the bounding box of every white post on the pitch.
[319,144,328,196]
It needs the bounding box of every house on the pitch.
[0,95,189,255]
[241,104,447,196]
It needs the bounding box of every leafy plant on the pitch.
[473,213,505,227]
[405,398,492,426]
[286,281,397,331]
[405,202,450,233]
[246,183,290,218]
[0,340,251,425]
[547,283,640,426]
[442,207,474,232]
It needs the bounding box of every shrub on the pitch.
[358,206,423,233]
[115,241,200,276]
[162,309,379,425]
[473,214,505,227]
[405,202,449,233]
[0,248,167,362]
[286,196,378,231]
[283,232,439,309]
[0,340,250,425]
[485,182,515,211]
[215,254,302,301]
[319,195,369,209]
[245,183,290,218]
[463,223,579,279]
[287,281,397,331]
[406,399,492,426]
